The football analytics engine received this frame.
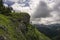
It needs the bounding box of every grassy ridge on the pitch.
[0,0,51,39]
[0,13,51,40]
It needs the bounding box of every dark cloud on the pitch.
[53,3,60,12]
[32,1,51,18]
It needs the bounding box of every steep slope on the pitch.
[0,0,51,40]
[0,13,51,40]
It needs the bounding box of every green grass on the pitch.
[0,14,51,40]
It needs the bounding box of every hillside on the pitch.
[0,12,51,40]
[0,0,51,40]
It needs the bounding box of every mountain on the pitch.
[0,10,51,40]
[34,24,60,40]
[0,0,51,40]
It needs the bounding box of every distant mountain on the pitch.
[34,24,60,40]
[34,23,60,31]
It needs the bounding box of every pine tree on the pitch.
[0,0,3,7]
[0,0,13,16]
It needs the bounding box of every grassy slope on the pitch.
[0,14,51,40]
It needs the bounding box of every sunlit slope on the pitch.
[0,13,51,40]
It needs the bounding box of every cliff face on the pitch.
[0,0,51,40]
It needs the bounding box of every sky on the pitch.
[3,0,60,25]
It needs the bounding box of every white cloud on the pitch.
[3,3,8,7]
[4,0,60,25]
[11,3,32,15]
[11,0,40,15]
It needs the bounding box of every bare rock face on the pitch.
[16,22,26,34]
[0,36,4,40]
[0,25,7,31]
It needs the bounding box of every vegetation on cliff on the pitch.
[0,0,51,40]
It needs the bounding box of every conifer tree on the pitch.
[0,0,3,7]
[0,0,13,15]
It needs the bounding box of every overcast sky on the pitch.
[3,0,60,25]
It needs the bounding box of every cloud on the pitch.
[3,0,41,17]
[31,0,60,25]
[3,0,19,2]
[4,0,60,25]
[11,0,40,15]
[3,0,15,6]
[32,1,51,18]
